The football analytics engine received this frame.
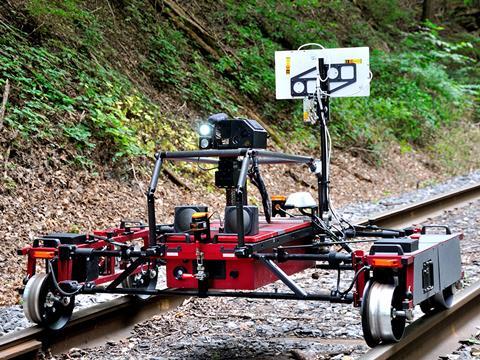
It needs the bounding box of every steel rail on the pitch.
[357,182,480,228]
[0,295,185,359]
[1,182,479,359]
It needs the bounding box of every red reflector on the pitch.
[180,273,195,280]
[371,258,401,268]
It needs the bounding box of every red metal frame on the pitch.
[20,216,463,319]
[20,220,316,291]
[20,227,150,285]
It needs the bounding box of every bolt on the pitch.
[149,269,157,279]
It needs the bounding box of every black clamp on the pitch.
[274,247,289,262]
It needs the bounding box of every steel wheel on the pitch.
[361,280,406,347]
[122,266,158,300]
[432,284,455,309]
[420,284,456,315]
[419,297,436,315]
[23,273,75,330]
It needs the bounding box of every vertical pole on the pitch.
[317,58,330,219]
[147,153,163,247]
[236,152,251,248]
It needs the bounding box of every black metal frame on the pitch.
[135,59,338,300]
[82,286,354,303]
[146,148,319,253]
[146,58,331,249]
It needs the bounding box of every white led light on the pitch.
[199,124,212,136]
[200,138,210,149]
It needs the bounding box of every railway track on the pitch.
[1,182,479,359]
[0,295,186,359]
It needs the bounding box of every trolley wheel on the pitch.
[420,284,456,315]
[433,284,455,309]
[419,297,436,315]
[361,280,406,347]
[122,267,158,300]
[23,273,75,330]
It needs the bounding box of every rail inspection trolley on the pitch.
[18,45,462,347]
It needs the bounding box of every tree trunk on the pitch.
[421,0,435,22]
[0,79,10,131]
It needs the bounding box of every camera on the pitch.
[198,113,268,150]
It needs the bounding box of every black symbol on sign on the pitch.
[290,63,357,97]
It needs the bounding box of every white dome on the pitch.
[285,192,318,209]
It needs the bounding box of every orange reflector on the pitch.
[192,212,208,219]
[34,250,55,259]
[272,195,287,201]
[371,258,401,268]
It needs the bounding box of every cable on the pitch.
[337,265,370,296]
[302,46,375,248]
[297,43,325,50]
[312,214,343,243]
[321,238,379,245]
[296,43,332,83]
[196,157,218,171]
[277,208,298,218]
[313,76,359,241]
[47,261,85,297]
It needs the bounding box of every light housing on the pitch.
[199,123,213,137]
[199,138,210,149]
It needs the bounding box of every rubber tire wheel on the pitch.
[23,273,75,330]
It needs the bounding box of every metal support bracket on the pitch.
[259,256,308,298]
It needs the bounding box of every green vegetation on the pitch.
[333,25,478,151]
[0,6,196,163]
[0,0,478,172]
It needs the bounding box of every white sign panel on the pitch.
[275,47,370,99]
